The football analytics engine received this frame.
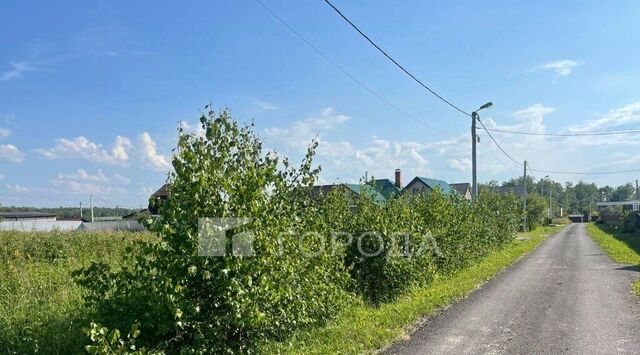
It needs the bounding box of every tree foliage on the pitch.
[73,105,524,353]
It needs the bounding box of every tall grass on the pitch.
[0,230,151,354]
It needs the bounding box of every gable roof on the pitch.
[342,183,387,205]
[366,178,401,199]
[450,182,471,195]
[309,183,387,205]
[151,184,169,198]
[405,177,452,194]
[494,185,526,198]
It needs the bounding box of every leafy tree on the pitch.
[75,107,352,352]
[524,193,547,230]
[611,183,635,201]
[599,185,614,202]
[572,181,598,215]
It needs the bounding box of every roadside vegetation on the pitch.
[263,225,562,354]
[0,107,546,353]
[586,223,640,295]
[0,230,153,354]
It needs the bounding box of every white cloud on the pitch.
[265,107,350,149]
[267,112,434,181]
[448,158,472,172]
[56,169,109,182]
[0,61,38,81]
[113,174,131,184]
[50,169,126,195]
[178,120,205,138]
[0,128,10,138]
[534,60,581,76]
[568,101,640,132]
[0,144,25,162]
[141,186,155,195]
[255,100,278,110]
[6,184,31,193]
[139,132,171,171]
[36,136,132,165]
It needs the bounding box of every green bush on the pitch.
[523,193,547,231]
[335,192,437,305]
[552,217,571,225]
[74,108,352,353]
[71,105,522,353]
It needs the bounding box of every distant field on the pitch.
[0,230,151,354]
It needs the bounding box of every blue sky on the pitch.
[1,0,640,207]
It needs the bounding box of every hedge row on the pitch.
[74,108,521,353]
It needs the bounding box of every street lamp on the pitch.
[471,102,493,199]
[540,175,549,195]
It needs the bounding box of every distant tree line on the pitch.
[0,206,139,219]
[480,177,639,217]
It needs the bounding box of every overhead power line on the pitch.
[485,128,640,137]
[529,168,640,175]
[264,0,639,178]
[322,0,471,117]
[476,118,523,166]
[254,0,453,136]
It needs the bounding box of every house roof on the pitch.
[406,177,452,194]
[494,185,526,198]
[366,179,400,199]
[450,182,471,195]
[309,183,387,205]
[342,183,387,205]
[151,184,169,198]
[597,200,640,207]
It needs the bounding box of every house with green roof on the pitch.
[366,178,401,199]
[309,183,387,206]
[310,169,453,204]
[402,176,452,195]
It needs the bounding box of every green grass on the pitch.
[586,223,640,265]
[0,226,564,354]
[0,230,150,354]
[586,223,640,296]
[261,225,564,354]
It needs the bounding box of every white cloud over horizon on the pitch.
[0,144,26,162]
[0,61,39,81]
[36,136,132,165]
[533,60,581,76]
[50,168,127,195]
[34,132,173,173]
[139,132,172,171]
[255,100,279,110]
[6,184,31,193]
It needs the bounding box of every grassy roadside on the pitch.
[0,231,151,354]
[586,223,640,295]
[262,225,565,354]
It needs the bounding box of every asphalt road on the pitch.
[385,223,640,354]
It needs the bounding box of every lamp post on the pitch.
[540,175,549,196]
[471,101,493,200]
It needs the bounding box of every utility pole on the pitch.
[471,111,478,200]
[471,102,493,201]
[90,194,94,223]
[548,191,552,220]
[523,160,527,232]
[79,201,83,219]
[636,179,639,200]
